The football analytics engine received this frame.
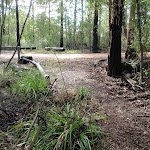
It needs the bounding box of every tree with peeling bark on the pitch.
[108,0,124,77]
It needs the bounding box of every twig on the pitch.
[53,52,68,97]
[49,78,57,89]
[28,111,47,150]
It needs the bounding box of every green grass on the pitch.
[6,88,109,150]
[10,70,50,100]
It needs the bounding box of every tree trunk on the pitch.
[98,3,102,49]
[73,0,77,49]
[126,0,136,53]
[136,0,143,82]
[0,0,7,53]
[32,0,35,44]
[8,4,11,45]
[65,14,68,47]
[2,0,5,35]
[15,0,20,46]
[108,0,124,77]
[88,10,92,51]
[109,0,112,39]
[48,0,51,36]
[60,0,63,47]
[80,0,84,50]
[92,2,98,53]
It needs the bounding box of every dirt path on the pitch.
[39,56,149,150]
[0,52,126,60]
[0,52,150,149]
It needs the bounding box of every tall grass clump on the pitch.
[11,70,49,100]
[7,89,109,150]
[35,101,109,150]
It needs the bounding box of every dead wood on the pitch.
[11,64,29,71]
[21,57,49,78]
[19,56,33,64]
[123,74,144,91]
[45,47,65,51]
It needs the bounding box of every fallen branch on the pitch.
[28,111,47,150]
[45,47,65,51]
[123,74,144,91]
[21,57,49,78]
[11,64,29,71]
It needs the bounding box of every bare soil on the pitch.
[0,52,150,150]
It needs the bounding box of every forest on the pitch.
[0,0,150,149]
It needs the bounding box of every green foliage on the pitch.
[11,71,49,100]
[7,88,109,150]
[0,66,21,87]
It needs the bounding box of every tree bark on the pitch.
[15,0,20,46]
[126,0,136,53]
[32,0,35,43]
[73,0,77,49]
[88,10,92,51]
[136,0,143,82]
[92,2,98,53]
[109,0,112,38]
[48,0,51,36]
[98,3,102,49]
[0,0,7,53]
[80,0,84,50]
[60,0,63,47]
[108,0,124,77]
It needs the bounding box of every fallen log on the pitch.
[45,47,65,51]
[11,64,29,71]
[21,57,49,78]
[19,56,33,64]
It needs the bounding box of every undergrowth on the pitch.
[0,67,110,150]
[10,70,50,100]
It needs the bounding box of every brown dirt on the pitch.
[0,52,150,150]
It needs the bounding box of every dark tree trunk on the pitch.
[15,0,20,46]
[0,0,7,53]
[108,0,124,77]
[92,2,98,53]
[32,0,35,43]
[60,0,63,47]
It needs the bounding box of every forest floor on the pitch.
[0,51,150,150]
